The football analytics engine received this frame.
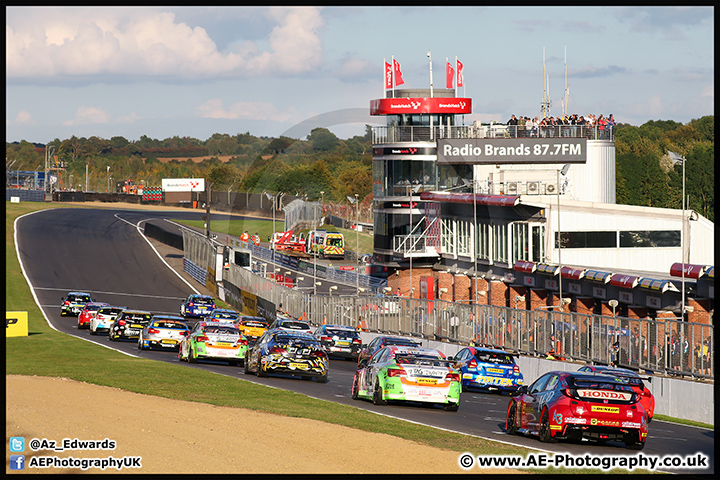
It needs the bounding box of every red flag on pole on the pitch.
[456,59,464,88]
[385,61,393,89]
[393,59,405,86]
[446,60,454,89]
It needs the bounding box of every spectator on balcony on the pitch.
[507,114,518,138]
[597,114,607,139]
[530,116,539,137]
[518,116,526,137]
[606,114,616,139]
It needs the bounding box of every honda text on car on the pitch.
[577,365,655,421]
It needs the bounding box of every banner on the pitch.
[393,59,405,86]
[457,59,464,87]
[6,311,28,337]
[162,178,205,192]
[446,61,454,89]
[385,61,393,89]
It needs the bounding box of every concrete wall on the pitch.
[356,331,714,425]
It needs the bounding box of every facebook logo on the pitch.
[10,436,25,452]
[10,455,25,470]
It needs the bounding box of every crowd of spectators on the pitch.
[506,113,615,139]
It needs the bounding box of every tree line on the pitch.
[5,116,714,221]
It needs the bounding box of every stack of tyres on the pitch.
[142,187,163,202]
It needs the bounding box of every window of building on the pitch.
[493,222,508,264]
[556,231,617,249]
[511,222,546,264]
[477,222,490,261]
[441,218,455,257]
[457,219,471,256]
[619,230,680,248]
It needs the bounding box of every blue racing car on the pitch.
[451,346,524,394]
[180,294,216,318]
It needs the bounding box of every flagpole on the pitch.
[392,55,396,97]
[383,57,387,98]
[454,56,458,96]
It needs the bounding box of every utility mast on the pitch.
[563,46,569,117]
[541,47,551,118]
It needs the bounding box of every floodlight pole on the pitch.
[668,151,687,318]
[557,164,570,310]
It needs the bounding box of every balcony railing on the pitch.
[372,124,614,144]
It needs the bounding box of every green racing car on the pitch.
[351,345,461,411]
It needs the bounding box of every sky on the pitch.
[5,6,715,145]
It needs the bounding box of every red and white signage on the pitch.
[370,97,472,115]
[577,389,633,401]
[162,178,205,192]
[670,262,707,279]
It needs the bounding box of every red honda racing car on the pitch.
[505,371,648,450]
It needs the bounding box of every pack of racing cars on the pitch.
[60,290,656,446]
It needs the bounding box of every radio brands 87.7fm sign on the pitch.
[6,311,29,337]
[437,138,586,164]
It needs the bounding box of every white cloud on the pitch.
[6,7,324,80]
[196,98,296,123]
[13,110,35,125]
[62,106,110,126]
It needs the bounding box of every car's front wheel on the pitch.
[538,408,556,443]
[506,402,518,435]
[351,373,360,400]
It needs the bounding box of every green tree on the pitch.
[307,128,339,152]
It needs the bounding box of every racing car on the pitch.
[505,371,648,449]
[235,316,270,345]
[180,294,216,318]
[178,321,248,366]
[89,305,125,335]
[451,346,524,394]
[138,315,189,350]
[313,324,362,361]
[60,292,93,316]
[108,309,153,341]
[207,308,240,323]
[77,302,110,329]
[244,329,328,382]
[351,345,461,411]
[356,335,422,367]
